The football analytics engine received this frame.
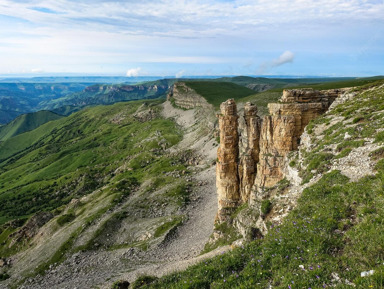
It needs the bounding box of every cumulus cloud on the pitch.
[126,67,141,77]
[175,70,185,78]
[272,51,295,67]
[258,51,295,74]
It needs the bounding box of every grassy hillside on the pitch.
[0,110,63,141]
[137,82,384,288]
[0,83,90,124]
[41,79,176,111]
[184,81,255,108]
[0,99,184,225]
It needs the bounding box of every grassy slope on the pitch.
[0,110,63,141]
[0,98,184,225]
[140,82,384,288]
[41,79,175,110]
[183,81,255,108]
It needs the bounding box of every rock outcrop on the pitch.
[216,88,346,224]
[238,102,261,203]
[167,82,212,109]
[9,211,53,247]
[216,99,240,223]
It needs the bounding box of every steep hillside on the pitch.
[133,81,384,288]
[41,79,175,111]
[0,83,90,124]
[0,111,63,141]
[0,95,220,288]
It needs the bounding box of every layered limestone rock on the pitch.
[238,102,261,203]
[167,82,212,109]
[216,99,240,223]
[216,88,345,224]
[254,114,296,188]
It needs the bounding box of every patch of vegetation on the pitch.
[370,147,384,160]
[184,81,255,108]
[260,200,272,216]
[0,273,10,281]
[375,131,384,143]
[154,216,183,238]
[336,140,365,152]
[132,275,159,288]
[202,221,241,254]
[111,280,130,289]
[56,213,76,226]
[335,148,352,159]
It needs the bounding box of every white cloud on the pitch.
[258,51,295,74]
[272,51,295,67]
[126,67,141,77]
[175,70,185,78]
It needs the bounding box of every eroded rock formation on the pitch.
[216,99,240,223]
[216,88,345,223]
[167,82,212,109]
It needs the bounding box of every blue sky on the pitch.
[0,0,383,77]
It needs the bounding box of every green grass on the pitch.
[0,110,63,141]
[183,81,255,108]
[0,99,183,225]
[154,216,183,238]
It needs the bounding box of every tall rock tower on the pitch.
[216,99,240,223]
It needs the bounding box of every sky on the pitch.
[0,0,383,77]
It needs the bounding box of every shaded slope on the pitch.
[0,110,63,141]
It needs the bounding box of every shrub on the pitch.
[56,213,76,226]
[261,200,272,216]
[111,280,130,289]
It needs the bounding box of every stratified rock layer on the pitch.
[216,99,239,223]
[167,82,212,109]
[216,88,346,223]
[238,102,261,203]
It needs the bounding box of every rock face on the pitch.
[216,99,240,223]
[216,88,345,223]
[167,82,212,109]
[9,211,53,247]
[238,102,261,203]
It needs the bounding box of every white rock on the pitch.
[361,270,375,277]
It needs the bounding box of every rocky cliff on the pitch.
[215,88,347,226]
[167,82,213,109]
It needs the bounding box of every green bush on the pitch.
[260,200,272,216]
[0,273,10,281]
[56,213,76,226]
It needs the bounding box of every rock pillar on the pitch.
[216,99,240,223]
[239,102,261,203]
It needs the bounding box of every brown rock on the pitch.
[238,102,261,203]
[216,99,240,223]
[167,82,212,109]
